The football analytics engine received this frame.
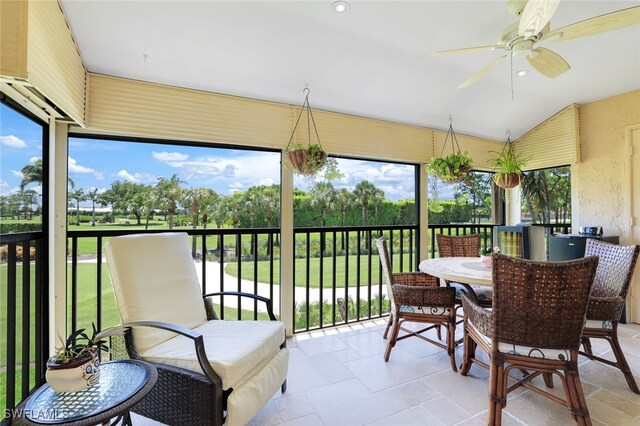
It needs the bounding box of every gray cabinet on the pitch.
[548,234,619,261]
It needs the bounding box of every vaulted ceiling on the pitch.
[60,0,640,140]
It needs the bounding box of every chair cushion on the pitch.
[584,319,613,329]
[469,321,571,361]
[451,283,493,302]
[105,233,208,354]
[400,305,451,315]
[141,319,286,390]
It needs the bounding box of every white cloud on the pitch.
[11,170,23,178]
[0,135,27,148]
[30,156,41,163]
[229,182,244,189]
[68,157,104,180]
[117,169,156,184]
[152,151,189,163]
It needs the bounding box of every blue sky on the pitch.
[1,102,430,205]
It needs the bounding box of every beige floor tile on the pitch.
[376,379,441,408]
[366,405,444,426]
[344,348,445,392]
[308,351,356,383]
[456,411,524,426]
[305,378,412,425]
[340,329,387,357]
[587,394,639,426]
[274,393,316,423]
[281,413,325,426]
[503,390,577,425]
[422,369,492,416]
[330,346,364,363]
[578,359,640,399]
[247,400,282,426]
[284,346,332,394]
[589,388,640,418]
[295,333,349,357]
[421,397,472,425]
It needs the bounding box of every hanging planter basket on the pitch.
[285,88,328,177]
[426,117,473,183]
[489,132,531,189]
[493,172,522,189]
[285,148,328,177]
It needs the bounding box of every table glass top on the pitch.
[419,257,492,286]
[26,361,150,424]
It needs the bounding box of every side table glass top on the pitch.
[25,360,151,424]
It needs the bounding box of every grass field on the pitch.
[224,252,415,288]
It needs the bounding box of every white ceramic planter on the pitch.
[46,351,100,392]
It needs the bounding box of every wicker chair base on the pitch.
[580,323,640,394]
[132,363,223,426]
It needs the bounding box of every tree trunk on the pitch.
[76,201,80,226]
[91,200,96,226]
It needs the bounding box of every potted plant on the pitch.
[489,140,530,189]
[285,143,328,177]
[479,246,500,267]
[427,151,473,183]
[46,323,124,392]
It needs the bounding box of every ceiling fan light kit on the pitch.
[434,0,640,88]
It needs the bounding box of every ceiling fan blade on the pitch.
[542,6,640,42]
[519,0,561,38]
[458,55,509,89]
[433,45,507,56]
[526,47,570,78]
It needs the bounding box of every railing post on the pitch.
[280,153,294,336]
[419,163,429,262]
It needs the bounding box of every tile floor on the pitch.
[134,319,640,425]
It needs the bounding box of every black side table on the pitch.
[13,360,157,426]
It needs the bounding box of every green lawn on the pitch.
[225,252,415,288]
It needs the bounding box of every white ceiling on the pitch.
[60,0,640,141]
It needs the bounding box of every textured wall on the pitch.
[573,90,640,242]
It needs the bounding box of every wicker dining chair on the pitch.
[377,237,457,370]
[460,253,599,425]
[435,234,493,309]
[581,238,640,394]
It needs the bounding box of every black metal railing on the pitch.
[427,224,494,258]
[66,228,281,337]
[0,232,48,424]
[292,225,418,332]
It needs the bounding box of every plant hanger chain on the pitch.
[439,115,463,157]
[285,88,324,151]
[497,129,512,159]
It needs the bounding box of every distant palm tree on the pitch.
[86,188,102,226]
[353,180,377,226]
[182,187,218,257]
[309,182,337,254]
[335,188,353,250]
[20,159,74,190]
[154,174,184,229]
[68,189,86,226]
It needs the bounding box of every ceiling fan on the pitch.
[434,0,640,88]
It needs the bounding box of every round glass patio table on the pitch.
[13,360,157,426]
[418,257,492,287]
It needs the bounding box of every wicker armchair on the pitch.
[105,233,288,426]
[376,237,457,371]
[581,239,640,394]
[435,234,493,309]
[460,253,599,425]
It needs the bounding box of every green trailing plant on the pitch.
[478,246,500,256]
[285,143,328,176]
[489,139,531,189]
[48,323,125,366]
[427,151,473,183]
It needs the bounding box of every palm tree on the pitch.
[154,174,184,229]
[182,187,218,257]
[371,187,385,225]
[353,180,377,226]
[335,188,352,250]
[19,160,44,190]
[20,159,74,190]
[86,188,102,226]
[68,189,86,226]
[309,182,337,254]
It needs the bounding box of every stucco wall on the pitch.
[573,90,640,243]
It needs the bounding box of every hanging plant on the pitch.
[285,88,329,177]
[489,132,531,189]
[426,116,473,183]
